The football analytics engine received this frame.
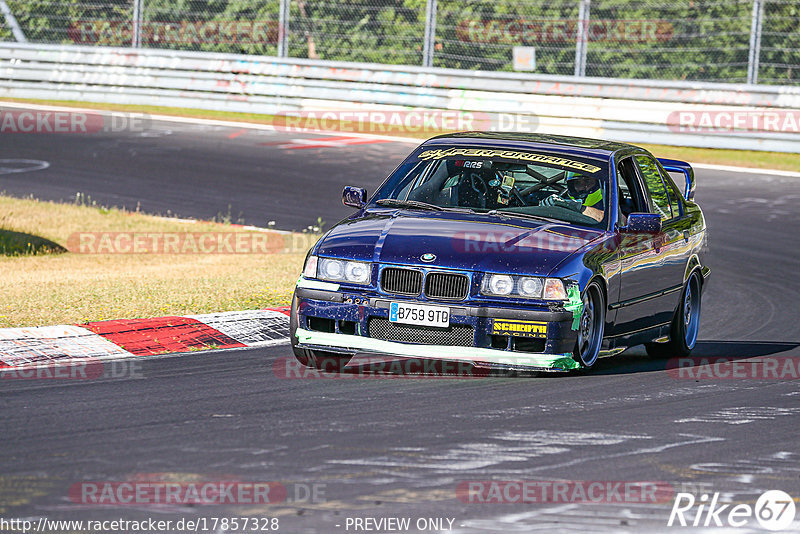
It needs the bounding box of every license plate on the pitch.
[389,302,450,328]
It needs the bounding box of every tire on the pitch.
[645,272,702,358]
[574,282,606,368]
[290,294,351,372]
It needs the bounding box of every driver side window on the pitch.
[634,155,673,220]
[616,157,645,225]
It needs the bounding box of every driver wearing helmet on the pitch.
[541,172,604,222]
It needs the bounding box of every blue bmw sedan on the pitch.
[290,132,709,372]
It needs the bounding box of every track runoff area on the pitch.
[1,103,799,532]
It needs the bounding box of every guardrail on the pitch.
[1,43,799,153]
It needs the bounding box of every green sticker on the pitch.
[551,356,580,371]
[565,284,583,330]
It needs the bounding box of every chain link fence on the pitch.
[0,0,798,85]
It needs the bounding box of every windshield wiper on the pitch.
[488,210,560,224]
[375,199,444,211]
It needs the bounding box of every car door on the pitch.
[611,155,681,335]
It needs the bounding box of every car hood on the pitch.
[316,210,603,276]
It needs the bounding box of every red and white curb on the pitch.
[0,308,290,370]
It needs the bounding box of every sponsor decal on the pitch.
[417,148,601,174]
[490,319,548,338]
[454,160,485,168]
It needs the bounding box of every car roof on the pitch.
[423,131,646,159]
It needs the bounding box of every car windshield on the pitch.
[371,146,610,228]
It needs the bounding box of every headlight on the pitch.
[518,277,543,297]
[303,255,318,278]
[344,261,370,284]
[481,274,567,300]
[482,274,513,296]
[319,258,345,280]
[318,258,371,285]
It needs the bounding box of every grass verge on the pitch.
[3,97,800,173]
[0,194,312,328]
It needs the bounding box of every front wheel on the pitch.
[574,282,606,368]
[645,272,702,358]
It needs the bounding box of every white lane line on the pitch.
[693,162,800,177]
[0,158,50,175]
[525,434,725,473]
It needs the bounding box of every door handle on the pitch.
[653,234,664,253]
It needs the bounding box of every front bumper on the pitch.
[293,284,580,372]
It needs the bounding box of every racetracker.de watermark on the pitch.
[451,229,662,255]
[667,110,800,134]
[273,356,498,379]
[457,19,674,44]
[457,480,675,504]
[0,359,143,380]
[0,110,149,134]
[269,110,539,134]
[667,357,800,380]
[66,232,317,254]
[69,20,281,46]
[453,229,592,254]
[69,481,287,506]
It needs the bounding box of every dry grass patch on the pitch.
[0,195,311,327]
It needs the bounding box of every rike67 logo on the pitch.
[668,490,796,531]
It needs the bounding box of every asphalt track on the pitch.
[2,109,800,532]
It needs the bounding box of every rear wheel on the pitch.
[290,294,351,371]
[574,282,605,368]
[645,272,702,358]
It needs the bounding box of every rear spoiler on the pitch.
[658,158,696,201]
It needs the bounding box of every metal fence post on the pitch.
[0,0,28,42]
[278,0,290,57]
[747,0,763,84]
[574,0,590,77]
[422,0,437,68]
[132,0,142,48]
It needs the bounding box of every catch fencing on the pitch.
[0,0,798,85]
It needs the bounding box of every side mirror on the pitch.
[622,213,662,234]
[342,186,367,209]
